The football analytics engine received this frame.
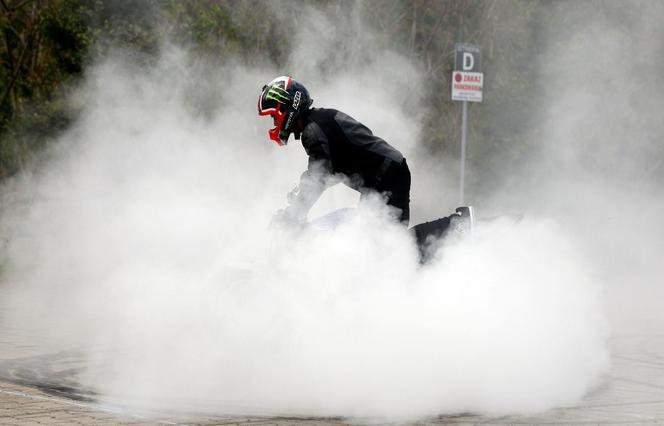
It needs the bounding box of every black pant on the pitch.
[410,215,457,264]
[375,158,411,225]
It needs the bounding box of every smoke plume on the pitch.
[4,0,662,420]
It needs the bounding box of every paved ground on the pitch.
[0,380,170,425]
[1,333,663,425]
[1,282,663,426]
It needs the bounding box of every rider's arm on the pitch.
[284,159,329,221]
[282,122,334,222]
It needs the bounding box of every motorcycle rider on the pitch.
[258,75,411,225]
[257,75,473,260]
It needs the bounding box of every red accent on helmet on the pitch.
[257,76,293,146]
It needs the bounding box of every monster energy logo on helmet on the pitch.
[265,85,291,104]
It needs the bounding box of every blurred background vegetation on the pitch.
[0,0,584,181]
[1,0,283,177]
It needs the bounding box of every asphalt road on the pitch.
[1,288,663,425]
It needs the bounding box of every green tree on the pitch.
[0,0,92,177]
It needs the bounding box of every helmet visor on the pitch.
[257,77,292,115]
[258,90,280,114]
[258,76,293,145]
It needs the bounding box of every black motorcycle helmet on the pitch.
[258,76,313,145]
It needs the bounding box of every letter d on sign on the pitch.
[463,52,474,71]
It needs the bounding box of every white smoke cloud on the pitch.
[0,3,624,421]
[502,1,664,336]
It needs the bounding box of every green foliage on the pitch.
[0,0,93,177]
[0,0,298,178]
[0,0,606,189]
[159,0,290,63]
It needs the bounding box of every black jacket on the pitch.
[286,108,404,219]
[301,108,403,188]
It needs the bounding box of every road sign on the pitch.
[454,43,482,72]
[451,71,483,102]
[452,43,483,103]
[451,43,483,205]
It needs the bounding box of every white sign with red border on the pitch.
[451,71,483,103]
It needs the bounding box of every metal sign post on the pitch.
[460,100,468,205]
[452,43,483,205]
